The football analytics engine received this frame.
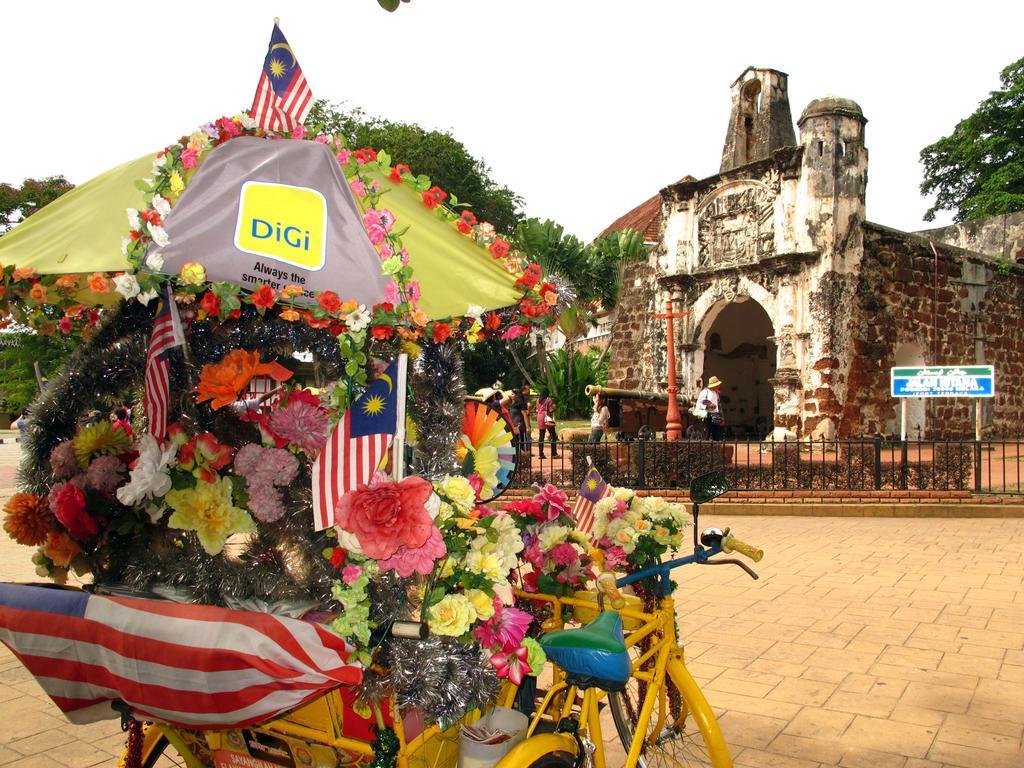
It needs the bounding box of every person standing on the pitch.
[536,388,558,458]
[696,376,725,440]
[589,393,611,443]
[110,407,134,440]
[504,386,532,454]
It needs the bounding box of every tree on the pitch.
[920,56,1024,222]
[0,176,75,235]
[0,331,78,415]
[306,101,523,232]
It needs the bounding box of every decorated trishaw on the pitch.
[0,30,766,767]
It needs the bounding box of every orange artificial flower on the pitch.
[251,284,277,310]
[195,349,293,410]
[12,266,35,281]
[280,284,304,300]
[30,283,48,303]
[44,530,80,568]
[279,309,301,322]
[87,273,111,293]
[410,309,429,327]
[3,493,53,547]
[341,300,359,314]
[55,275,80,291]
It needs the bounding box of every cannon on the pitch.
[585,385,695,438]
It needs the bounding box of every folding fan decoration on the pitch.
[458,399,518,503]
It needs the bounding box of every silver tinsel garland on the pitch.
[408,343,466,480]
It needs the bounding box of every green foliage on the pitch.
[0,331,79,414]
[306,101,523,233]
[462,338,535,393]
[0,176,75,234]
[512,218,646,313]
[920,56,1024,222]
[545,347,608,419]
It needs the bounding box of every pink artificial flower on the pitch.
[384,281,400,306]
[603,544,629,569]
[85,455,126,496]
[181,149,198,169]
[473,599,533,652]
[313,134,330,144]
[350,179,367,198]
[406,280,421,305]
[57,317,73,334]
[377,242,393,260]
[378,526,447,578]
[607,498,629,520]
[342,564,363,585]
[501,325,528,340]
[335,476,434,560]
[49,441,80,479]
[336,149,352,164]
[532,483,569,519]
[268,398,329,455]
[550,541,580,567]
[490,647,531,686]
[467,473,484,499]
[291,124,306,140]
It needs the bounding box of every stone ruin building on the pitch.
[603,67,1024,440]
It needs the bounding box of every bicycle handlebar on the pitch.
[722,534,763,563]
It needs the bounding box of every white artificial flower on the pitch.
[347,307,371,332]
[148,223,170,248]
[137,288,159,306]
[116,435,177,506]
[538,524,570,551]
[425,492,442,521]
[127,208,140,230]
[120,237,131,256]
[145,251,165,271]
[466,304,485,320]
[151,155,167,172]
[113,273,141,301]
[152,195,171,217]
[335,527,365,556]
[239,113,258,130]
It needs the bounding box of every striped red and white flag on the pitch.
[250,23,314,132]
[0,584,361,728]
[572,464,614,537]
[312,356,407,531]
[144,285,184,439]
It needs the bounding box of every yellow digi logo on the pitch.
[234,181,327,270]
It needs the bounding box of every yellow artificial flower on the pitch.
[169,170,185,195]
[465,320,482,345]
[179,262,207,286]
[465,550,504,581]
[428,593,476,637]
[74,422,131,467]
[436,475,476,513]
[465,589,495,621]
[165,477,256,555]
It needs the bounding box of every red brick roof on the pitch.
[599,176,696,241]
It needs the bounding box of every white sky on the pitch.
[4,1,1021,241]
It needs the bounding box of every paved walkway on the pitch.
[0,443,1021,767]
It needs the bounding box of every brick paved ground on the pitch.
[0,442,1021,767]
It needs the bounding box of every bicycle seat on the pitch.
[540,610,630,692]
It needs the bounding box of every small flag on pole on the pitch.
[0,583,361,728]
[572,463,613,536]
[312,356,408,531]
[249,21,314,132]
[144,284,184,439]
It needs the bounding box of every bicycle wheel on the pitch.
[609,650,729,768]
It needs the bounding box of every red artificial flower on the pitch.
[431,323,452,343]
[334,476,434,560]
[57,317,73,334]
[371,324,394,340]
[251,284,277,310]
[373,302,395,315]
[199,291,221,318]
[515,263,543,291]
[354,148,378,165]
[52,482,99,542]
[139,209,164,227]
[489,238,510,260]
[216,117,241,141]
[484,312,502,332]
[456,211,478,235]
[86,310,101,326]
[421,186,448,209]
[129,230,141,241]
[318,291,342,313]
[179,432,235,483]
[228,308,242,320]
[329,547,348,569]
[389,163,410,183]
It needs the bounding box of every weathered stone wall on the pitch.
[841,224,1024,437]
[917,211,1024,264]
[605,256,665,391]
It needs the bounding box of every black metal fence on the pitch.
[509,437,1024,496]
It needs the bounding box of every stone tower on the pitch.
[719,67,796,172]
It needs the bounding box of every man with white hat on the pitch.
[696,376,725,440]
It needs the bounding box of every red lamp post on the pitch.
[652,300,688,441]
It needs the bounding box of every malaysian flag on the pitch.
[312,356,407,531]
[249,22,314,132]
[0,584,361,728]
[144,284,184,439]
[572,464,613,537]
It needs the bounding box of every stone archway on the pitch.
[696,297,777,437]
